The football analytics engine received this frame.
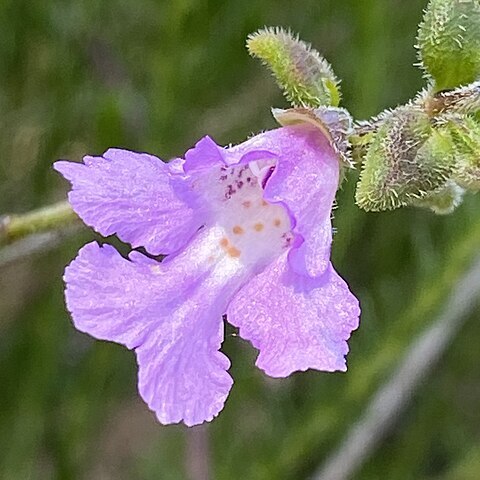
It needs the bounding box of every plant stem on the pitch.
[0,201,79,246]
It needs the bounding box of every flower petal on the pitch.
[54,148,206,255]
[261,126,340,278]
[64,242,161,349]
[64,232,250,425]
[226,125,340,278]
[183,136,226,173]
[227,253,360,377]
[136,314,233,426]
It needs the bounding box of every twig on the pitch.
[311,256,480,480]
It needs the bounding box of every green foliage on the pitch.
[247,27,341,108]
[354,0,480,214]
[417,0,480,91]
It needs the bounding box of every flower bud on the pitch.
[355,107,455,211]
[417,0,480,91]
[247,27,341,108]
[447,114,480,189]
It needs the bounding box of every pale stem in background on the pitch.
[185,425,210,480]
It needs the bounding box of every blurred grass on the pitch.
[0,1,479,479]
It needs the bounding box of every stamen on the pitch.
[249,160,261,177]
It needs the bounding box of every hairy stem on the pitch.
[0,201,78,246]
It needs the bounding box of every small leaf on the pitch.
[247,27,341,108]
[417,0,480,91]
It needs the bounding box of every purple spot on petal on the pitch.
[225,184,236,199]
[261,166,276,189]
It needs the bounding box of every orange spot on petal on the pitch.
[233,225,244,235]
[242,201,251,208]
[220,238,229,248]
[274,218,282,227]
[254,223,264,232]
[261,200,269,206]
[228,247,241,258]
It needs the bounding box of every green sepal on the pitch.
[247,27,341,108]
[417,0,480,91]
[424,81,480,115]
[355,107,455,211]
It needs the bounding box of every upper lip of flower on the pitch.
[53,123,360,426]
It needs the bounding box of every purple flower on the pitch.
[54,123,360,426]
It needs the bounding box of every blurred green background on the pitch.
[1,0,480,479]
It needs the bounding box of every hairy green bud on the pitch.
[447,114,480,189]
[247,27,341,108]
[417,0,480,91]
[355,107,455,211]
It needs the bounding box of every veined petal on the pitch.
[227,253,360,377]
[65,242,162,349]
[64,231,250,426]
[136,303,232,426]
[54,149,206,255]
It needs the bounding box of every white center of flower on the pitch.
[198,161,293,268]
